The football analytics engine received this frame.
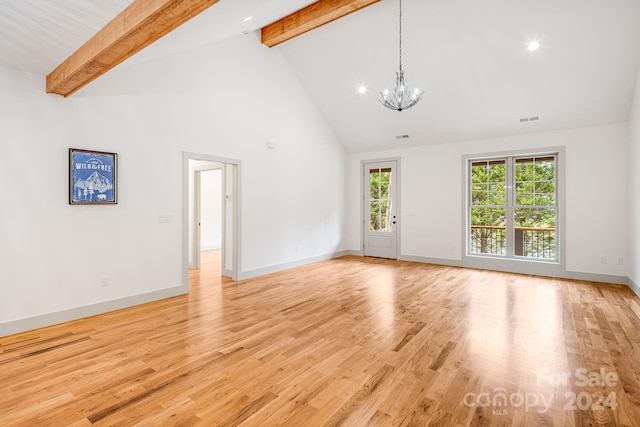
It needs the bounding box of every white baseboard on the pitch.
[0,285,188,338]
[629,278,640,297]
[201,244,221,251]
[239,250,350,280]
[399,254,463,268]
[364,252,633,289]
[404,254,630,285]
[287,251,632,288]
[259,248,638,295]
[5,254,637,339]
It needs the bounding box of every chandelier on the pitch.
[379,0,424,112]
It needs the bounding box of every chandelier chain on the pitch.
[399,0,402,74]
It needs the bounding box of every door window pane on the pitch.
[369,168,392,232]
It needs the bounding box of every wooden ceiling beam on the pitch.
[46,0,220,97]
[261,0,380,48]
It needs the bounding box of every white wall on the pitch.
[0,33,346,335]
[347,123,629,280]
[629,69,640,289]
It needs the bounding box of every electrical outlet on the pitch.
[101,275,110,287]
[600,257,607,265]
[617,257,624,265]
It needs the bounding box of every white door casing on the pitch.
[221,163,237,278]
[183,152,241,284]
[192,169,202,270]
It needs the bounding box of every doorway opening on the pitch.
[183,152,241,286]
[191,163,222,270]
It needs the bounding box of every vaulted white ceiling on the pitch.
[0,0,317,75]
[1,0,639,152]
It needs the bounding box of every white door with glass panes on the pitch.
[364,161,398,259]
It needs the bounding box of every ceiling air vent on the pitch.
[520,116,540,123]
[395,135,410,140]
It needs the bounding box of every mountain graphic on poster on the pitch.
[75,171,112,193]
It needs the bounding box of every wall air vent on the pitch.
[519,115,540,123]
[395,135,410,140]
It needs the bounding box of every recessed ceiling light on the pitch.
[242,16,253,23]
[357,85,367,94]
[528,40,540,51]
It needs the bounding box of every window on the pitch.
[467,154,558,262]
[369,167,392,232]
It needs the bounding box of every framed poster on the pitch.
[69,148,117,204]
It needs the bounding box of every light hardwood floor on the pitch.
[1,252,640,426]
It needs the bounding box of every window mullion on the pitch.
[505,157,515,258]
[467,161,472,255]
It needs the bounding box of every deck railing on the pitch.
[470,225,556,259]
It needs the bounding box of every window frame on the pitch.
[462,147,565,275]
